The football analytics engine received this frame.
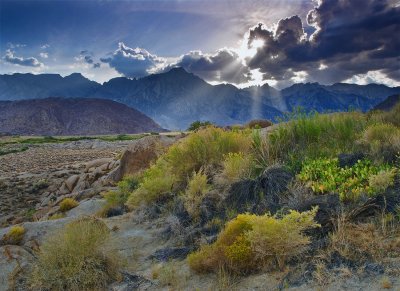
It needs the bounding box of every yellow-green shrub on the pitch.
[359,123,400,162]
[128,127,252,208]
[166,126,252,180]
[127,159,176,208]
[183,170,210,219]
[188,208,319,274]
[2,225,25,245]
[59,198,79,212]
[30,217,121,291]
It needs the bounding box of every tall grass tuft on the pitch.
[30,217,121,291]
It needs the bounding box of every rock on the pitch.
[58,182,70,195]
[65,174,80,192]
[103,206,126,218]
[338,152,365,168]
[108,272,153,291]
[66,199,106,218]
[111,136,177,182]
[98,162,110,172]
[149,247,193,262]
[0,218,71,247]
[85,158,113,172]
[73,176,90,192]
[0,245,35,291]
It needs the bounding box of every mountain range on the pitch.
[1,68,399,129]
[0,98,164,136]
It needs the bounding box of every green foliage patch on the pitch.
[298,158,396,202]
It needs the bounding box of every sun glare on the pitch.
[237,38,265,59]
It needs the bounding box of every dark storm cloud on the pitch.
[169,48,252,84]
[100,42,165,78]
[3,49,43,67]
[246,0,400,84]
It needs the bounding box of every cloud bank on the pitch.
[100,42,165,78]
[3,50,43,67]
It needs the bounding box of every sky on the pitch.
[0,0,399,88]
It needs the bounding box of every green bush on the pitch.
[30,217,121,291]
[188,208,319,274]
[297,158,395,202]
[127,127,252,208]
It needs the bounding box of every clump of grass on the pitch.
[59,198,79,212]
[297,158,395,202]
[359,123,400,163]
[188,207,319,274]
[369,168,397,193]
[153,261,181,288]
[30,217,121,291]
[48,213,66,220]
[257,111,367,171]
[127,127,252,208]
[1,225,25,245]
[182,170,210,220]
[327,216,400,264]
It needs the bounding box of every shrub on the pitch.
[166,126,252,180]
[128,127,252,208]
[297,158,395,202]
[30,217,121,291]
[1,225,25,245]
[127,159,176,208]
[187,120,213,131]
[216,152,255,185]
[183,170,210,219]
[359,123,400,163]
[59,198,79,212]
[188,208,319,274]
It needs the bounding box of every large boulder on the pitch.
[109,135,177,182]
[0,245,35,291]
